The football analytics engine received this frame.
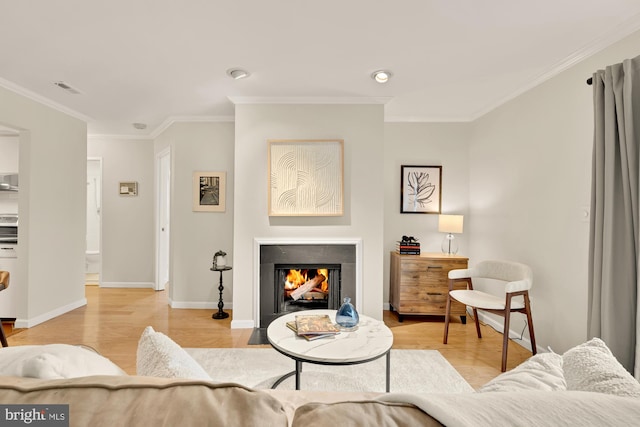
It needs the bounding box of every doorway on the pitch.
[86,158,102,284]
[156,148,171,291]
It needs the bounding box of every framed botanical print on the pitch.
[400,165,442,214]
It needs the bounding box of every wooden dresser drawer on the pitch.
[389,251,469,321]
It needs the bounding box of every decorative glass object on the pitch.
[213,250,227,269]
[438,214,463,255]
[441,233,459,255]
[336,297,359,329]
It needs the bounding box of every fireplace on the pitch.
[276,265,341,313]
[259,244,356,327]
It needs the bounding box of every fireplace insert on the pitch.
[275,264,341,314]
[259,243,357,328]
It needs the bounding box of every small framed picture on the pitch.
[400,165,442,214]
[119,182,138,196]
[193,171,226,212]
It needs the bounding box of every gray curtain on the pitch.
[588,54,640,377]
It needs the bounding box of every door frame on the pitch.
[155,147,171,291]
[86,157,103,286]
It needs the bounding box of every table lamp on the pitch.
[438,215,463,254]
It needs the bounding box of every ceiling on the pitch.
[1,1,640,138]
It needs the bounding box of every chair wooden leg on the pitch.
[0,323,8,347]
[524,292,537,355]
[443,293,452,344]
[501,296,513,372]
[473,308,482,338]
[501,314,510,372]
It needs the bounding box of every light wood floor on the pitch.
[7,286,533,389]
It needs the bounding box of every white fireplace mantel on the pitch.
[252,237,363,328]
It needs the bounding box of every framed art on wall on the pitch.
[119,181,138,196]
[400,165,442,214]
[193,171,226,212]
[268,139,344,216]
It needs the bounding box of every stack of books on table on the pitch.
[287,314,341,341]
[396,241,420,255]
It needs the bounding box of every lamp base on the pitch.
[441,233,459,255]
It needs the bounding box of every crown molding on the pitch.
[0,76,93,123]
[469,12,640,121]
[87,116,235,140]
[228,96,393,105]
[88,134,154,141]
[149,115,235,139]
[384,115,473,123]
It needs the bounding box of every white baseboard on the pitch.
[15,298,87,328]
[169,301,217,309]
[168,300,232,310]
[165,299,253,329]
[100,282,155,289]
[475,311,542,354]
[382,302,391,310]
[231,319,255,329]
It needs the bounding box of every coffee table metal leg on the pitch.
[271,371,295,389]
[270,360,304,390]
[386,350,391,392]
[295,360,302,390]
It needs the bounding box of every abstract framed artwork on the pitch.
[193,171,226,212]
[400,165,442,214]
[119,181,138,196]
[268,139,344,216]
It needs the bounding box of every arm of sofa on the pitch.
[376,390,640,426]
[0,375,289,426]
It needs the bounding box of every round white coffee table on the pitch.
[266,309,394,392]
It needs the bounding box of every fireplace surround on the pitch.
[256,239,361,328]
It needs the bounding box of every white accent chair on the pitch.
[443,260,536,372]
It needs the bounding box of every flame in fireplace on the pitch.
[284,269,329,293]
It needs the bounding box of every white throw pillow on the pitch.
[136,326,212,381]
[562,337,640,397]
[0,344,127,379]
[479,352,566,392]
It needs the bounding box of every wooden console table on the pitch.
[389,252,468,322]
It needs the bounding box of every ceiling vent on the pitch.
[53,81,82,94]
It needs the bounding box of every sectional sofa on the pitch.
[0,328,639,426]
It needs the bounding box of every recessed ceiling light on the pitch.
[132,123,147,130]
[371,70,392,84]
[226,68,250,80]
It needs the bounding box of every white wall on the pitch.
[468,29,640,353]
[383,123,472,306]
[0,86,87,327]
[232,103,385,327]
[87,137,155,287]
[154,122,235,307]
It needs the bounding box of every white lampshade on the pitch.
[438,215,464,234]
